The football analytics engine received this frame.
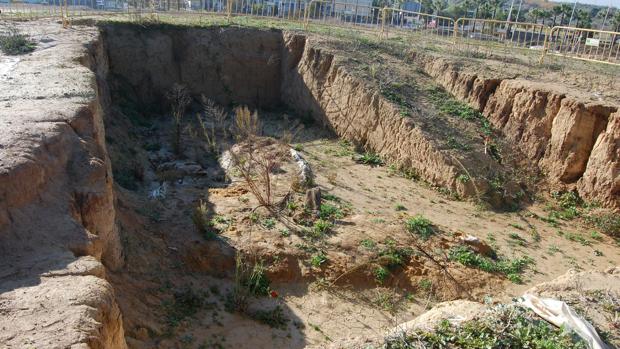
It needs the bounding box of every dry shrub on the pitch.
[166,83,191,154]
[233,106,261,139]
[280,114,304,145]
[201,96,229,136]
[231,139,288,211]
[229,107,288,212]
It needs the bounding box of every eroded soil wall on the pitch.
[414,54,619,209]
[0,26,126,348]
[101,24,284,110]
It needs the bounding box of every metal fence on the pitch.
[540,26,620,65]
[1,0,619,66]
[454,18,548,50]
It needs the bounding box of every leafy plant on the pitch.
[385,304,587,348]
[374,266,389,282]
[318,203,344,220]
[356,152,384,166]
[448,246,533,283]
[0,25,36,55]
[394,203,407,211]
[405,215,435,239]
[250,306,288,330]
[310,252,328,268]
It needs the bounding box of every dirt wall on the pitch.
[101,24,284,110]
[280,34,474,199]
[414,54,619,209]
[0,24,126,348]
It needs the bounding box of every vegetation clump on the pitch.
[0,26,36,55]
[405,215,435,239]
[385,304,587,349]
[448,245,533,283]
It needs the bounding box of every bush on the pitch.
[0,26,36,55]
[448,246,533,283]
[385,304,587,349]
[405,215,435,239]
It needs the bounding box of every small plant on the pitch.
[192,200,216,239]
[405,215,435,239]
[418,279,433,292]
[448,246,533,283]
[585,212,620,238]
[250,305,288,330]
[318,203,344,220]
[360,239,376,250]
[356,152,384,166]
[312,219,333,238]
[385,304,588,348]
[563,232,592,246]
[233,105,261,139]
[164,287,206,328]
[548,245,561,255]
[226,254,271,313]
[166,83,191,155]
[457,174,470,183]
[310,252,328,268]
[261,217,276,229]
[374,266,389,282]
[590,231,603,241]
[394,203,407,211]
[0,25,36,55]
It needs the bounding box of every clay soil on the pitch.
[1,18,619,349]
[107,106,619,349]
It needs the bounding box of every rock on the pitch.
[157,160,207,177]
[388,300,486,334]
[290,148,314,187]
[305,187,322,213]
[459,234,495,257]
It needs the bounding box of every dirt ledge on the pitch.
[0,21,126,348]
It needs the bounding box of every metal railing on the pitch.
[2,0,619,66]
[454,17,548,50]
[540,26,620,65]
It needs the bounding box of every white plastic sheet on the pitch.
[519,294,609,349]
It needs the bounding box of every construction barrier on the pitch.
[540,26,620,66]
[1,0,618,66]
[454,17,548,50]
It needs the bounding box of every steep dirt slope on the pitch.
[0,22,126,348]
[414,53,619,209]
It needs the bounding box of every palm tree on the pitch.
[613,10,620,32]
[551,5,562,27]
[559,3,571,26]
[539,9,550,26]
[431,0,448,16]
[420,0,433,14]
[527,8,541,24]
[489,0,504,20]
[575,9,592,28]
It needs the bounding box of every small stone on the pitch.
[305,187,322,213]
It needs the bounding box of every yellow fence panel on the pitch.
[541,26,620,66]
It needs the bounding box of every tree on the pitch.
[613,10,620,32]
[489,0,504,19]
[431,0,448,15]
[559,3,571,25]
[575,9,592,28]
[539,9,550,26]
[527,8,541,24]
[420,0,433,14]
[551,5,562,27]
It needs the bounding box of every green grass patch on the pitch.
[405,215,435,239]
[448,246,533,283]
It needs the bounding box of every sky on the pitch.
[552,0,619,7]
